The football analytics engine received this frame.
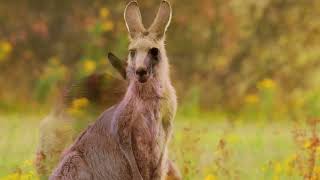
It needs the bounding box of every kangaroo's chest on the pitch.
[130,99,166,179]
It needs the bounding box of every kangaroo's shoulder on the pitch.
[66,104,119,151]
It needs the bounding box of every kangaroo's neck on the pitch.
[129,79,163,101]
[127,64,172,101]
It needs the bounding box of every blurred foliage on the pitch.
[0,0,320,120]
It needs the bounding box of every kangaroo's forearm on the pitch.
[151,115,174,179]
[116,112,142,180]
[118,137,142,180]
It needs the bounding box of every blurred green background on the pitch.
[1,0,320,179]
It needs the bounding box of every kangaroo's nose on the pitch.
[136,67,147,76]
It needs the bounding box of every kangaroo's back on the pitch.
[50,106,132,180]
[35,72,127,179]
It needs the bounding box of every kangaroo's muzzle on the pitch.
[135,67,149,83]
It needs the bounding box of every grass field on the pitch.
[0,113,315,180]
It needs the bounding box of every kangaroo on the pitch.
[36,53,181,180]
[49,1,179,180]
[36,53,180,180]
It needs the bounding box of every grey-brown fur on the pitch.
[49,1,180,179]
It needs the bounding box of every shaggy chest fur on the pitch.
[117,78,168,179]
[131,98,165,179]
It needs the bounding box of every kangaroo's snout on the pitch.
[135,67,149,83]
[136,67,147,76]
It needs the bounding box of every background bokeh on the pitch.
[1,0,320,179]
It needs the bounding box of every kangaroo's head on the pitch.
[124,0,172,84]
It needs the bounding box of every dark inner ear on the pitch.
[107,52,127,79]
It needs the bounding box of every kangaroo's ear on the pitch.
[107,52,127,79]
[124,1,145,39]
[148,0,172,39]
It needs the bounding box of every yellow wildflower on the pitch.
[293,96,305,108]
[304,140,312,149]
[0,170,39,180]
[204,174,216,180]
[83,59,96,74]
[1,172,20,180]
[67,98,89,117]
[258,78,276,89]
[1,41,12,54]
[20,173,32,180]
[272,175,279,180]
[245,94,259,104]
[100,7,110,18]
[0,41,12,62]
[274,162,282,174]
[284,154,296,175]
[101,20,114,32]
[314,166,320,176]
[72,97,89,109]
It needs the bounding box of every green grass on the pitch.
[0,113,300,179]
[0,114,39,177]
[171,117,298,179]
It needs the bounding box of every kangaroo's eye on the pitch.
[149,48,159,58]
[129,49,136,59]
